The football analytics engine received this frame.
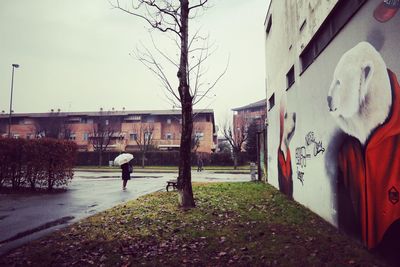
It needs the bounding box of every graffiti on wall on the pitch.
[294,132,325,185]
[277,97,296,199]
[327,41,400,249]
[305,132,326,156]
[373,0,400,23]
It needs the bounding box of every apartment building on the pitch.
[232,99,266,132]
[265,0,400,251]
[0,109,217,153]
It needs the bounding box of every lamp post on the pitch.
[8,64,20,138]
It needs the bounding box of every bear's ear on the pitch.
[360,61,374,102]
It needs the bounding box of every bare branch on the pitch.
[189,0,209,11]
[150,34,179,68]
[133,44,181,102]
[193,55,229,105]
[110,0,182,37]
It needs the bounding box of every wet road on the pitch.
[0,170,250,255]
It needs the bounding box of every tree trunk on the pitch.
[98,150,103,166]
[141,152,145,168]
[177,0,195,209]
[233,153,238,170]
[48,170,53,191]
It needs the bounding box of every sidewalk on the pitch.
[0,182,390,266]
[75,166,252,174]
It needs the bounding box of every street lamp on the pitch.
[8,63,20,138]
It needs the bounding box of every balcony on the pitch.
[155,139,181,151]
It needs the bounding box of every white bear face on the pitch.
[327,42,375,119]
[283,111,296,143]
[326,42,392,144]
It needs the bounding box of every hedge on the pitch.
[76,151,249,166]
[0,138,77,190]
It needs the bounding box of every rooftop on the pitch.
[232,99,266,111]
[0,109,214,119]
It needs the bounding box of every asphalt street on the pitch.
[0,170,250,255]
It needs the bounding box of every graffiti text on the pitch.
[305,131,326,156]
[295,146,311,168]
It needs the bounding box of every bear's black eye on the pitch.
[284,113,287,119]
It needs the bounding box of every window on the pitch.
[144,132,152,142]
[83,133,89,141]
[268,94,275,111]
[300,0,367,72]
[286,65,295,89]
[167,119,171,124]
[195,132,204,140]
[266,15,272,34]
[12,134,20,139]
[130,133,138,141]
[26,133,34,140]
[67,117,81,123]
[69,133,76,141]
[166,133,173,140]
[125,115,141,121]
[19,119,30,125]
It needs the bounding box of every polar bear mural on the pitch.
[327,41,400,249]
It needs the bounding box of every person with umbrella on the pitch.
[114,153,134,190]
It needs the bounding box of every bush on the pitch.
[0,138,77,191]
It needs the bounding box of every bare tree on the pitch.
[89,116,122,166]
[132,123,154,168]
[191,124,203,153]
[222,117,247,170]
[111,0,227,208]
[36,112,70,139]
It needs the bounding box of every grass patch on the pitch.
[0,182,390,266]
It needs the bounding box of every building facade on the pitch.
[265,0,400,251]
[232,99,266,133]
[0,109,217,153]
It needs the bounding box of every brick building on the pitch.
[232,99,266,134]
[0,109,217,153]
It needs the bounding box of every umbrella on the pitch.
[114,153,134,166]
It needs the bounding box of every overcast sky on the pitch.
[0,0,269,125]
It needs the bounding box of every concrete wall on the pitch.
[265,0,400,250]
[296,0,339,52]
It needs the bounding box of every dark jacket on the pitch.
[121,163,131,180]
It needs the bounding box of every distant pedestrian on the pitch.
[121,162,133,190]
[197,154,204,172]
